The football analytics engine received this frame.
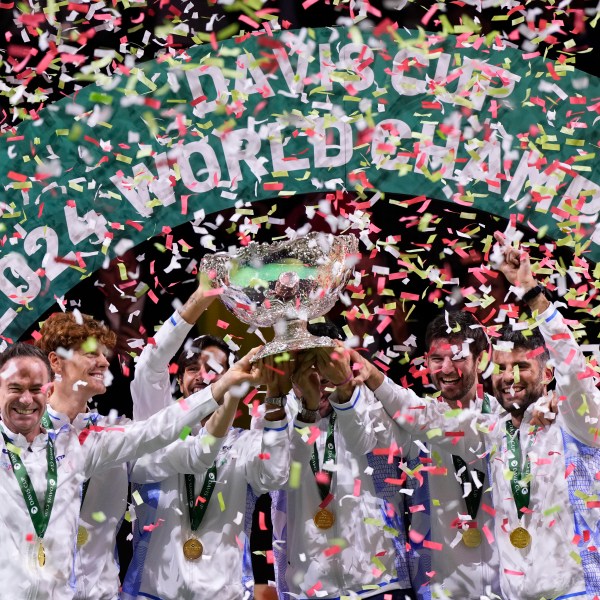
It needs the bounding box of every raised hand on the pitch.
[292,351,322,411]
[492,231,536,291]
[347,349,384,390]
[255,353,294,397]
[529,391,559,428]
[211,347,262,402]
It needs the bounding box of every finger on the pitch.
[493,231,506,246]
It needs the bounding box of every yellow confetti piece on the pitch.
[91,511,106,523]
[132,490,144,506]
[289,461,302,489]
[570,551,582,564]
[371,556,387,573]
[218,492,225,512]
[426,428,442,440]
[81,337,98,353]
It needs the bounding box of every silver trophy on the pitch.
[200,232,358,362]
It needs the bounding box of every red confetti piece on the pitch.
[423,540,443,551]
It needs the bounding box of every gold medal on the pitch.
[461,527,482,548]
[509,526,531,549]
[37,542,46,567]
[77,525,89,547]
[183,537,203,560]
[313,508,335,530]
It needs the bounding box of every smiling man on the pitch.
[0,341,257,599]
[349,233,600,600]
[37,312,132,600]
[403,311,502,599]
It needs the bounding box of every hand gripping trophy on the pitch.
[200,232,359,361]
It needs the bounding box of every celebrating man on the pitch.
[271,322,416,600]
[350,234,600,599]
[35,277,217,600]
[123,283,290,599]
[352,311,501,599]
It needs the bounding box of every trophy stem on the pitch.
[250,319,336,362]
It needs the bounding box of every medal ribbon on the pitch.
[309,411,337,501]
[451,394,491,521]
[452,456,484,521]
[42,412,91,505]
[2,431,57,539]
[505,420,531,519]
[185,464,217,532]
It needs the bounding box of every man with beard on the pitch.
[270,322,416,600]
[397,310,502,599]
[350,235,600,600]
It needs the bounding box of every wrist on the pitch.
[335,383,354,403]
[264,406,286,422]
[298,405,319,423]
[265,395,287,408]
[330,372,353,387]
[520,279,538,293]
[366,369,384,391]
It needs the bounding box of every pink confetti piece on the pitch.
[324,545,341,557]
[238,14,259,29]
[409,530,425,544]
[482,525,494,544]
[142,519,165,532]
[242,388,258,406]
[423,540,443,551]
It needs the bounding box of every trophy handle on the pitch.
[200,254,231,288]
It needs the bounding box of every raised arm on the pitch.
[313,344,380,455]
[132,279,217,419]
[538,306,600,446]
[350,350,496,459]
[240,417,290,494]
[130,389,244,483]
[83,349,260,477]
[493,231,600,446]
[129,430,224,484]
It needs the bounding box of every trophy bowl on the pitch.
[200,232,359,362]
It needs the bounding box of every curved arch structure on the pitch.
[1,25,599,342]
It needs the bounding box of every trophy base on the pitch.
[250,320,336,362]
